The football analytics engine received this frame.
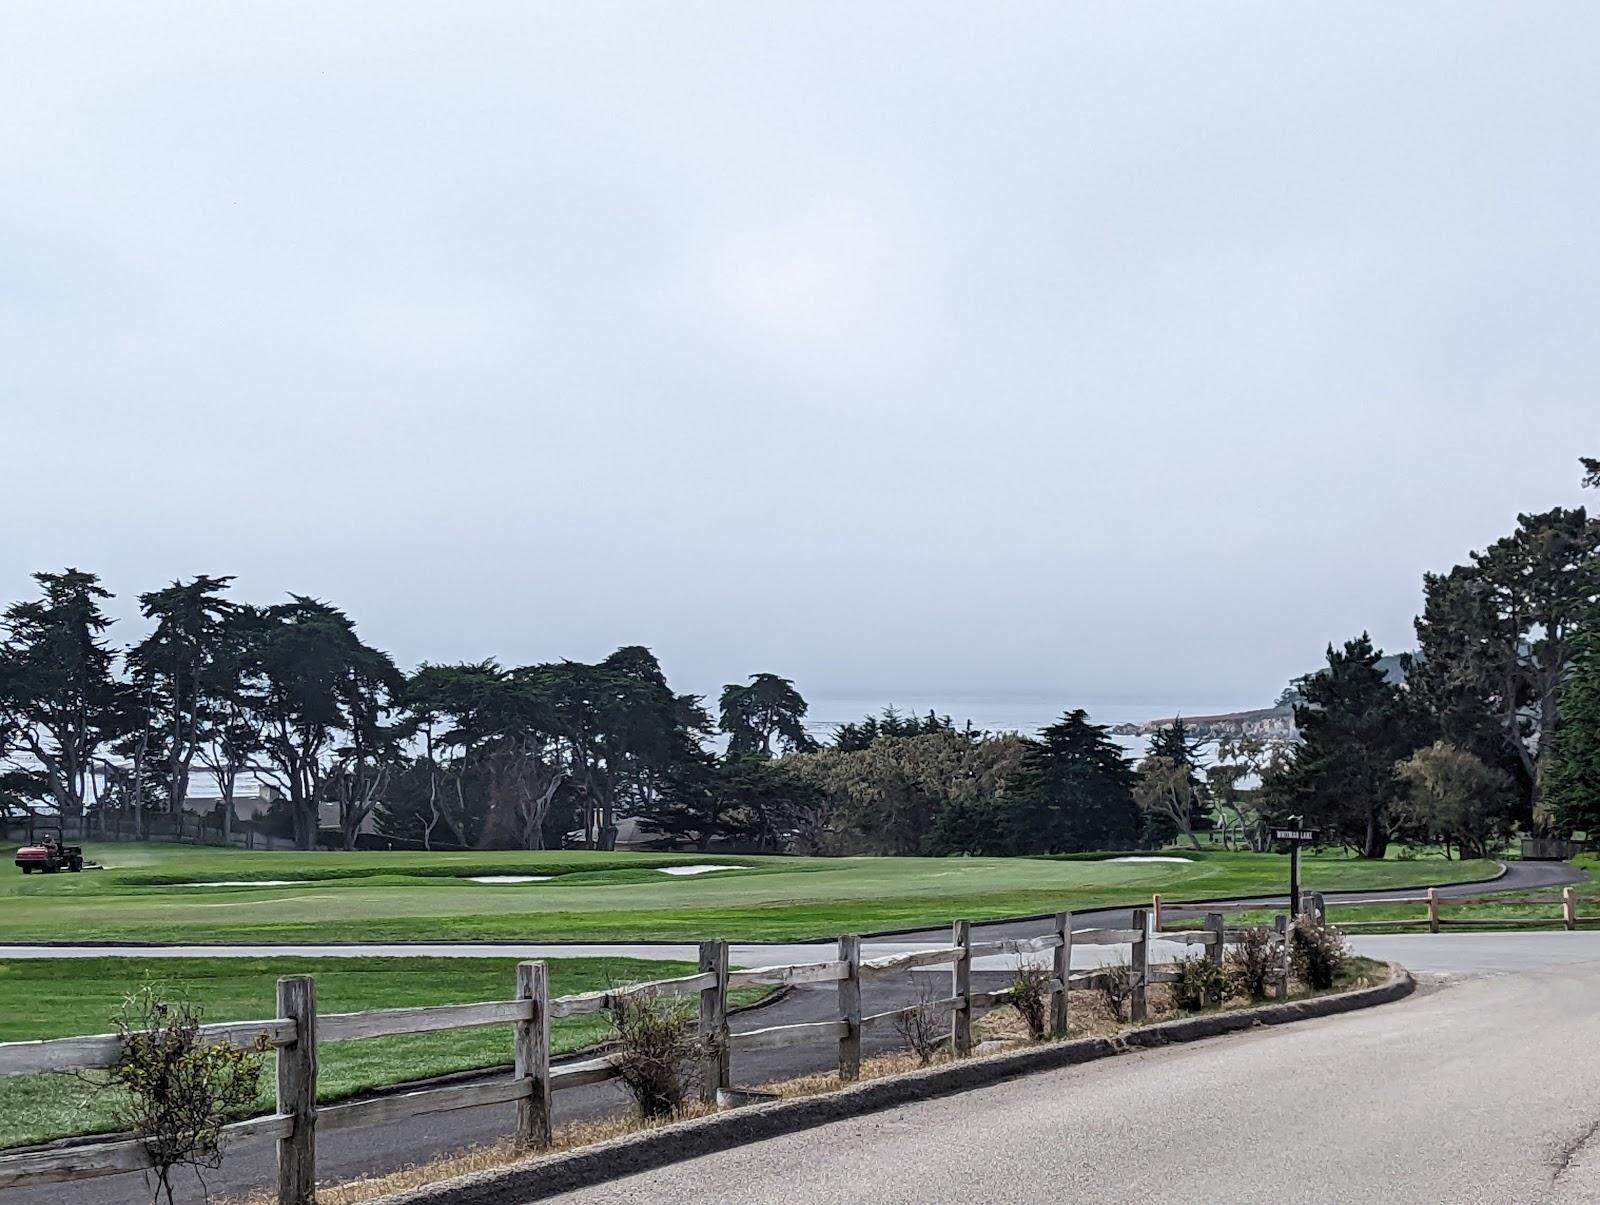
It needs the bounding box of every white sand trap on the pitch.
[175,880,309,887]
[467,875,552,884]
[1106,856,1193,864]
[658,865,737,876]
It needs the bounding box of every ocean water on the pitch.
[801,691,1268,759]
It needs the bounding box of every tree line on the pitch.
[0,577,831,852]
[0,567,1215,856]
[2,456,1595,858]
[1259,457,1600,857]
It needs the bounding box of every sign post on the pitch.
[1270,826,1320,916]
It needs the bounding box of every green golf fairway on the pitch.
[0,843,1500,944]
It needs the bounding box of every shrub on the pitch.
[1170,953,1230,1012]
[1225,926,1277,1001]
[1291,917,1348,990]
[894,979,949,1065]
[1096,954,1134,1022]
[1004,963,1052,1039]
[608,993,703,1119]
[102,986,269,1205]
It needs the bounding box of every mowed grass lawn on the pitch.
[0,955,770,1148]
[0,843,1504,945]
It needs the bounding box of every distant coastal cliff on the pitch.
[1109,705,1297,741]
[1111,654,1411,742]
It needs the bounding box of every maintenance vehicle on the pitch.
[14,827,84,874]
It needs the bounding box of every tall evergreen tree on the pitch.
[1138,718,1209,844]
[1413,506,1600,824]
[1546,622,1600,836]
[126,575,237,816]
[251,596,402,849]
[194,603,267,846]
[1266,634,1425,858]
[997,710,1138,854]
[719,673,817,757]
[0,570,131,824]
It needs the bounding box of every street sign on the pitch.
[1271,828,1319,843]
[1271,826,1320,917]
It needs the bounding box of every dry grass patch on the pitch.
[216,1106,719,1205]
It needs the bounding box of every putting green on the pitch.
[0,843,1500,944]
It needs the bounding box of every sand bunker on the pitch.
[658,865,737,876]
[174,880,309,887]
[1105,856,1193,864]
[467,875,553,884]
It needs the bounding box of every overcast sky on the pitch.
[2,3,1595,716]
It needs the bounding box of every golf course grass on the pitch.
[0,955,772,1148]
[0,844,1502,945]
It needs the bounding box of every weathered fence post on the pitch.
[1152,893,1163,933]
[1129,908,1149,1023]
[276,975,318,1205]
[514,960,551,1148]
[1307,892,1326,924]
[1051,911,1071,1038]
[1204,912,1225,1007]
[951,920,972,1056]
[1427,888,1440,934]
[698,939,729,1104]
[1564,886,1577,931]
[1274,914,1290,999]
[838,934,861,1081]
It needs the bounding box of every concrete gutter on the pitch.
[372,963,1415,1205]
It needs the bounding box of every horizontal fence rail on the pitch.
[0,1114,293,1190]
[0,1018,298,1078]
[0,901,1323,1203]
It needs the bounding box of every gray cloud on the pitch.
[2,2,1595,713]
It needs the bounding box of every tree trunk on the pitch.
[1361,811,1389,859]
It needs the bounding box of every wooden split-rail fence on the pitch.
[0,907,1294,1203]
[1152,885,1595,935]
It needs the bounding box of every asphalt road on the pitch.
[552,941,1600,1205]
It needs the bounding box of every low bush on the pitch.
[894,980,949,1066]
[1170,953,1230,1012]
[1291,917,1348,990]
[1004,964,1052,1039]
[1225,925,1277,1000]
[1096,955,1134,1022]
[102,986,269,1205]
[608,993,703,1119]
